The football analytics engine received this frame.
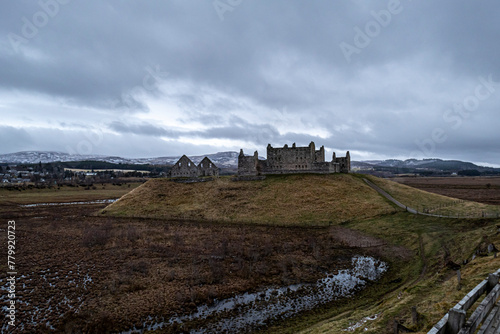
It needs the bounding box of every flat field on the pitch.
[390,176,500,205]
[0,182,143,207]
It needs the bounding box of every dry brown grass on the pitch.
[101,174,397,225]
[5,203,391,333]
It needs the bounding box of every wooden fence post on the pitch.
[488,273,499,290]
[411,306,418,324]
[447,308,466,334]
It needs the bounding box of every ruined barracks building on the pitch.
[169,155,219,178]
[238,142,350,176]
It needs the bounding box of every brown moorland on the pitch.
[0,202,406,333]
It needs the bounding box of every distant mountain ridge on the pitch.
[351,158,500,173]
[0,151,239,168]
[1,151,498,173]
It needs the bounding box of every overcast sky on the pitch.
[1,1,499,166]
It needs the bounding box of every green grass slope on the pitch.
[291,212,500,334]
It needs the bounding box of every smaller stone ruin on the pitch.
[169,155,219,178]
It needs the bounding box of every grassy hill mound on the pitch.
[101,174,500,225]
[101,174,398,225]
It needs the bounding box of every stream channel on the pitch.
[121,255,388,333]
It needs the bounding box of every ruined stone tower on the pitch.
[238,142,350,176]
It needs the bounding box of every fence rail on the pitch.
[428,269,500,334]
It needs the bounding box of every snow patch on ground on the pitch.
[344,313,380,332]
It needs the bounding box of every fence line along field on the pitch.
[365,175,500,218]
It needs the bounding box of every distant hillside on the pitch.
[0,151,239,169]
[0,151,155,165]
[352,158,500,176]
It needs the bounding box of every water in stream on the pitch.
[122,255,387,333]
[20,199,117,207]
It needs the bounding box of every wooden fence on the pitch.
[428,269,500,334]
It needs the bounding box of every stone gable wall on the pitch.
[170,155,199,178]
[198,157,219,177]
[170,156,219,178]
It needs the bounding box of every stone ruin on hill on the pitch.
[238,142,350,176]
[169,155,219,178]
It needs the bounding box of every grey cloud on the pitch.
[107,121,179,138]
[201,122,280,146]
[0,126,34,151]
[1,1,500,164]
